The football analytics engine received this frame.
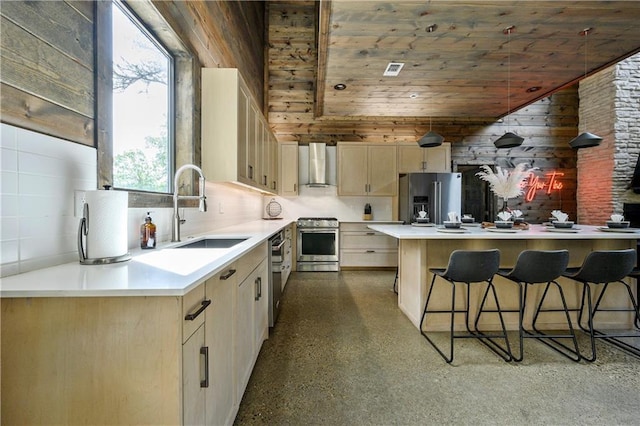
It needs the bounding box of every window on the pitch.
[111,0,173,193]
[96,0,196,206]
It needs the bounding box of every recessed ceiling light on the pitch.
[426,24,438,33]
[526,86,542,93]
[334,83,347,90]
[409,93,418,99]
[383,62,404,77]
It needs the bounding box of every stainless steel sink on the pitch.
[176,238,248,249]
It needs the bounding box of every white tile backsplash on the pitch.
[0,123,393,278]
[1,171,18,194]
[273,185,394,221]
[1,124,97,277]
[0,124,17,149]
[1,147,18,171]
[0,125,268,277]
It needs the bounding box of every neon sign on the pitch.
[523,171,564,202]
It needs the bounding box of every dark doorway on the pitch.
[459,165,496,222]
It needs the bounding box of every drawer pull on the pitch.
[220,269,236,280]
[200,346,209,388]
[366,250,376,253]
[184,299,211,321]
[366,232,375,235]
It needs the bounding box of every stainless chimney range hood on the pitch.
[298,143,336,187]
[308,142,328,187]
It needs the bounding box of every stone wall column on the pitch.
[577,53,640,224]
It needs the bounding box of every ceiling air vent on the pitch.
[383,62,404,76]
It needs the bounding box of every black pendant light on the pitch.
[418,117,444,147]
[569,27,602,149]
[494,26,524,149]
[494,131,524,149]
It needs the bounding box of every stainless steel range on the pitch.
[296,217,339,271]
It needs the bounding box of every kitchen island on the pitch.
[1,219,293,426]
[367,223,637,331]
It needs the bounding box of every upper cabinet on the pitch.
[201,68,277,193]
[397,142,451,173]
[337,143,397,196]
[279,142,298,197]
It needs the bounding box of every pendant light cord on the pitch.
[583,29,588,131]
[507,27,511,132]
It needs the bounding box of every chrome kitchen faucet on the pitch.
[172,164,207,242]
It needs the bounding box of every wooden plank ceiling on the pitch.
[316,1,640,120]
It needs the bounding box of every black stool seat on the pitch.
[562,249,639,361]
[497,249,580,362]
[420,249,512,363]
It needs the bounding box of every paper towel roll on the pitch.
[84,190,128,259]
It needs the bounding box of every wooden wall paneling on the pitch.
[0,13,93,117]
[162,1,266,113]
[1,1,94,66]
[0,1,95,146]
[0,84,94,146]
[95,0,112,187]
[268,1,316,125]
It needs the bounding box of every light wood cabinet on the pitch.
[206,266,237,426]
[183,324,207,426]
[397,142,451,173]
[340,222,398,268]
[279,142,298,197]
[236,255,268,403]
[1,244,269,426]
[267,130,279,192]
[1,296,183,424]
[202,68,278,193]
[337,143,397,196]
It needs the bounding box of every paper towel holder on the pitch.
[77,194,131,265]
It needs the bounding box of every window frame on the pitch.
[96,0,199,207]
[111,0,175,194]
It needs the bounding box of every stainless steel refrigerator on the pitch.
[399,173,462,224]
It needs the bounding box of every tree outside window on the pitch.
[111,0,173,193]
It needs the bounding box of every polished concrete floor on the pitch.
[234,270,640,425]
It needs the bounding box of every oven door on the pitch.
[297,228,339,262]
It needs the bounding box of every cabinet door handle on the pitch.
[255,277,260,301]
[184,299,211,321]
[293,183,297,192]
[200,346,209,388]
[258,276,262,299]
[248,165,253,179]
[220,269,236,280]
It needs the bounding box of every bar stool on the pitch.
[497,249,580,362]
[420,249,512,363]
[626,268,640,328]
[562,249,639,361]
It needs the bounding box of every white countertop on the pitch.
[0,220,294,298]
[367,223,640,240]
[340,220,403,224]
